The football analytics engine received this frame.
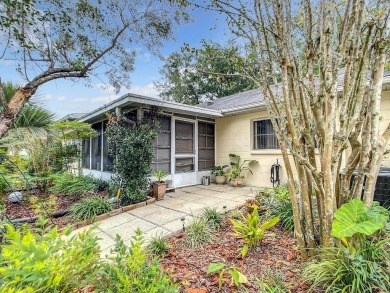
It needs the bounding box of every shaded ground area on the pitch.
[161,214,308,293]
[75,184,256,255]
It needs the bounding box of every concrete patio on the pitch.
[74,184,256,255]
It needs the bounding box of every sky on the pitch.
[0,5,229,119]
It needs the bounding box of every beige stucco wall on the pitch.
[215,89,390,187]
[215,111,290,187]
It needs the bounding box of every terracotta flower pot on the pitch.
[215,175,226,185]
[152,181,167,200]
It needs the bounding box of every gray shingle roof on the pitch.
[198,69,390,112]
[197,89,264,111]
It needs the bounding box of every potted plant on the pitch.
[211,165,229,184]
[152,170,168,200]
[226,154,258,187]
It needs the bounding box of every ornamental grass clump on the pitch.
[148,233,170,257]
[185,217,214,248]
[52,173,95,197]
[71,196,113,221]
[202,207,223,229]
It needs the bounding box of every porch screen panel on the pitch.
[91,123,102,170]
[103,121,114,172]
[198,122,215,170]
[175,121,194,154]
[82,139,90,168]
[151,116,171,173]
[176,158,194,173]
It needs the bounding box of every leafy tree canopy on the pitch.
[155,40,257,105]
[0,0,188,138]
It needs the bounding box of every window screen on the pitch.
[151,116,171,173]
[82,139,90,168]
[103,121,114,172]
[253,119,279,149]
[91,123,102,170]
[198,122,215,170]
[175,121,194,154]
[175,157,194,173]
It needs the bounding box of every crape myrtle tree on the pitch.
[195,0,389,257]
[0,0,188,138]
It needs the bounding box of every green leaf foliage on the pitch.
[230,207,278,257]
[1,1,189,94]
[52,173,96,197]
[0,225,101,292]
[303,238,390,293]
[106,114,158,205]
[95,228,177,292]
[206,262,247,289]
[155,40,257,105]
[331,199,389,239]
[207,263,226,273]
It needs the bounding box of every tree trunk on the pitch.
[0,88,36,139]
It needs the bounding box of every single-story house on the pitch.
[77,71,390,188]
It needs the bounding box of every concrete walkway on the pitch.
[75,184,256,255]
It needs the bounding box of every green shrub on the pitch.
[52,173,95,196]
[93,178,110,192]
[71,196,113,221]
[202,207,223,228]
[0,225,101,292]
[95,229,177,292]
[148,233,170,257]
[186,217,214,248]
[230,207,279,257]
[123,187,147,204]
[106,116,158,206]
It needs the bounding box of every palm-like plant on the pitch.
[0,81,55,138]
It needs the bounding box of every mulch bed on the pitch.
[161,208,309,293]
[2,191,108,229]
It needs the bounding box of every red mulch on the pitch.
[2,191,108,229]
[161,209,310,293]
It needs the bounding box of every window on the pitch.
[198,122,215,170]
[253,119,279,149]
[91,123,102,170]
[151,116,171,173]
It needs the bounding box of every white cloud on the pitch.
[130,83,160,98]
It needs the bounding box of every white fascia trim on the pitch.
[221,103,267,115]
[78,93,223,122]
